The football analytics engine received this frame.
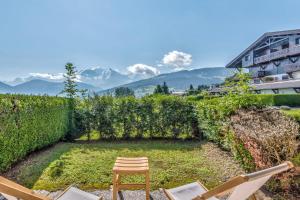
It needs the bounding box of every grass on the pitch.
[292,152,300,167]
[281,108,300,123]
[6,141,243,192]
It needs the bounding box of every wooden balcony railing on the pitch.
[254,46,300,64]
[251,70,272,78]
[285,63,300,73]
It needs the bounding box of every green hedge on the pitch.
[282,109,300,123]
[250,94,300,107]
[76,95,201,139]
[0,94,70,171]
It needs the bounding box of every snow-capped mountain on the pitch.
[1,67,232,96]
[5,67,134,89]
[79,68,131,89]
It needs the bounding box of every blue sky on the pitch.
[1,0,300,80]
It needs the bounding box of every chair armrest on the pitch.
[193,176,247,200]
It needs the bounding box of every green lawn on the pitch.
[6,141,243,192]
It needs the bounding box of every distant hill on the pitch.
[99,67,232,96]
[6,67,134,89]
[0,79,99,96]
[1,67,232,96]
[0,82,13,93]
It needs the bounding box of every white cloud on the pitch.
[162,51,192,69]
[29,73,65,80]
[29,73,82,82]
[127,64,160,77]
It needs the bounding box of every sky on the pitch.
[1,0,300,81]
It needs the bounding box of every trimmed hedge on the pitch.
[251,94,300,107]
[0,94,70,172]
[76,95,201,139]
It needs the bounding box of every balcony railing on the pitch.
[251,70,272,78]
[254,46,300,64]
[285,63,300,73]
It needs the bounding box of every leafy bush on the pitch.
[186,95,204,101]
[196,94,299,171]
[273,94,300,107]
[0,94,70,172]
[77,95,201,139]
[230,108,299,169]
[254,94,300,107]
[196,94,266,143]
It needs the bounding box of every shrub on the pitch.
[186,95,204,101]
[273,94,300,107]
[282,109,300,124]
[196,94,299,172]
[230,108,299,169]
[254,94,300,107]
[0,94,70,172]
[77,95,201,139]
[196,94,266,143]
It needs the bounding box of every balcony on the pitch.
[251,70,271,78]
[285,63,300,73]
[254,46,300,64]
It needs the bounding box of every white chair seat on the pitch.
[56,187,100,200]
[165,182,219,200]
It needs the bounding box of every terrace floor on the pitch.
[4,141,248,199]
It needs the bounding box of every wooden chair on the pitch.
[0,176,102,200]
[162,161,294,200]
[112,157,150,200]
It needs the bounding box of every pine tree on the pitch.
[62,63,79,98]
[115,87,135,97]
[154,84,163,94]
[188,84,195,95]
[162,82,170,94]
[62,62,79,140]
[189,84,194,91]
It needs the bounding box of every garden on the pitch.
[1,92,300,199]
[1,67,300,199]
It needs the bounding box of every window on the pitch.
[245,55,250,61]
[296,38,300,45]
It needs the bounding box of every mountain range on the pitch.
[99,67,232,96]
[0,80,98,96]
[0,67,232,96]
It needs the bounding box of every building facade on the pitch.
[226,29,300,94]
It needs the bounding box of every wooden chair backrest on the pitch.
[0,176,50,200]
[196,161,294,200]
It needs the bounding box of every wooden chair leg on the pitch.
[145,172,150,200]
[112,172,118,200]
[117,175,121,186]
